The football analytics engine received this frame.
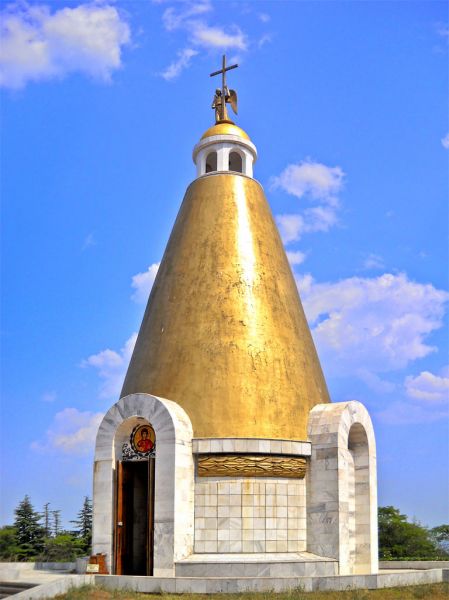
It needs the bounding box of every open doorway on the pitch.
[115,459,155,575]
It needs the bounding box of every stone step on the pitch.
[175,553,338,578]
[0,582,36,598]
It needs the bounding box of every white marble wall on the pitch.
[307,401,378,575]
[193,438,311,456]
[92,393,194,576]
[194,478,307,553]
[192,437,310,554]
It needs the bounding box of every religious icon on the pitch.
[130,423,156,457]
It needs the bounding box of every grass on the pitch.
[54,583,449,600]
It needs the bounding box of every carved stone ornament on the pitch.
[197,454,307,478]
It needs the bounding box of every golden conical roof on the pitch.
[121,171,330,440]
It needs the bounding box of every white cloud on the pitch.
[273,160,344,244]
[158,0,248,79]
[162,1,212,32]
[258,33,272,49]
[405,368,449,402]
[356,369,396,394]
[161,47,198,81]
[32,408,104,455]
[82,333,137,398]
[190,22,247,50]
[286,250,306,266]
[362,253,385,271]
[83,263,159,398]
[436,24,449,38]
[131,262,160,304]
[41,391,57,402]
[272,160,344,201]
[161,1,246,49]
[277,205,338,244]
[306,205,339,230]
[0,2,130,89]
[441,133,449,149]
[82,232,96,251]
[276,214,304,244]
[258,13,271,23]
[297,272,448,376]
[377,400,449,425]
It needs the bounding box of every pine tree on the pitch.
[52,510,61,537]
[42,503,51,538]
[70,496,92,554]
[13,495,44,559]
[0,526,19,560]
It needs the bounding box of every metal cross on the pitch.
[210,54,238,101]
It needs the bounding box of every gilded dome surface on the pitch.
[121,174,330,440]
[201,122,250,140]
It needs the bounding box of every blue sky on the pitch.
[1,0,448,529]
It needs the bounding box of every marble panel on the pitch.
[229,482,241,494]
[218,505,230,518]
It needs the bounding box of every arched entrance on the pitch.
[114,418,156,575]
[92,394,194,576]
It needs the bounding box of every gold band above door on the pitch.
[197,454,307,478]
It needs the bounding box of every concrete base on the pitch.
[175,552,337,577]
[1,568,447,598]
[0,563,78,584]
[0,574,93,599]
[379,560,449,570]
[97,569,447,593]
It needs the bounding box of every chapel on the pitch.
[92,57,378,579]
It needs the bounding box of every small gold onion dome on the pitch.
[201,121,250,140]
[121,174,330,440]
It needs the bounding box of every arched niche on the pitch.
[307,401,378,575]
[348,423,371,573]
[205,151,217,173]
[92,393,194,576]
[229,150,243,173]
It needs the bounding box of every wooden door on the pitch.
[147,458,155,575]
[115,459,155,576]
[114,461,129,575]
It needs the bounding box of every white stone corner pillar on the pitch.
[307,401,378,575]
[92,393,194,576]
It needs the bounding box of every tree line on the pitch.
[0,498,448,562]
[378,506,448,560]
[0,496,92,562]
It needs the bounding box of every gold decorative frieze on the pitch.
[197,454,307,478]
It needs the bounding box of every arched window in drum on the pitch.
[205,151,217,173]
[229,151,243,173]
